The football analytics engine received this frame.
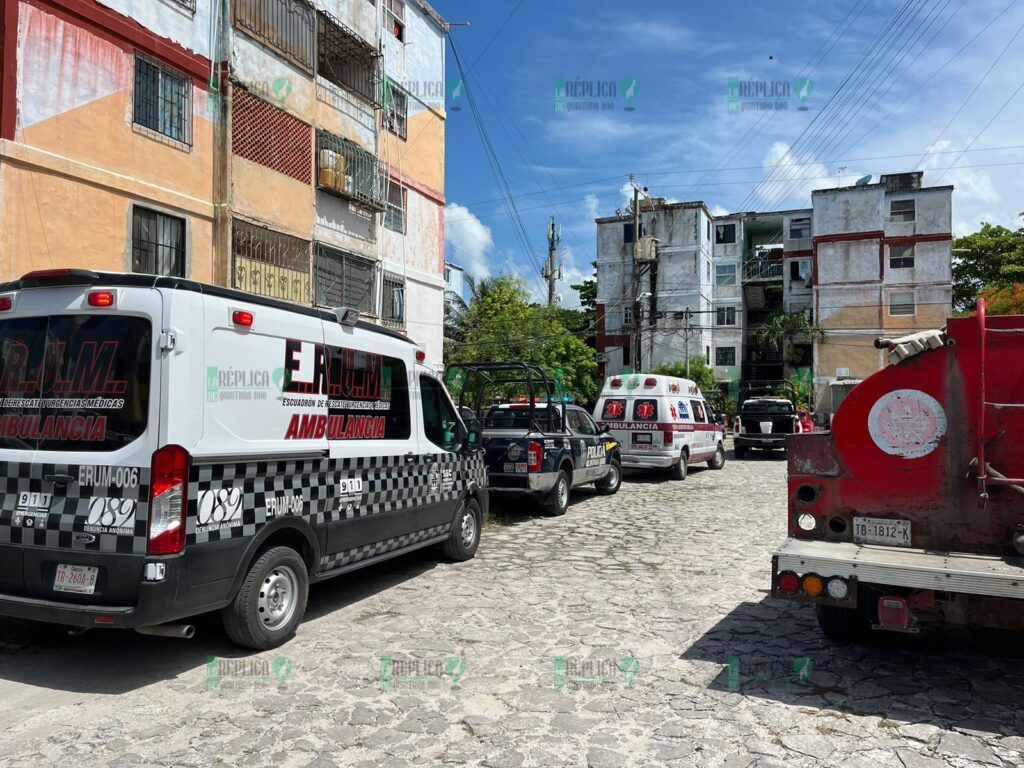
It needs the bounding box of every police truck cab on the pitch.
[0,269,487,649]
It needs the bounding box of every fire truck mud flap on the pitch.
[774,539,1024,600]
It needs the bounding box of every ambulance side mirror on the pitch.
[464,420,482,451]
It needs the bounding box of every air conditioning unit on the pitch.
[634,235,660,263]
[595,352,609,363]
[318,149,348,195]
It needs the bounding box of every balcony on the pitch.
[316,130,386,212]
[742,249,783,281]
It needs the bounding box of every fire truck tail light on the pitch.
[778,571,800,595]
[826,578,849,600]
[148,445,189,556]
[527,440,543,472]
[877,596,910,629]
[801,574,825,597]
[87,290,115,307]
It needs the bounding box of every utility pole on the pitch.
[683,307,694,378]
[543,216,561,306]
[631,182,642,372]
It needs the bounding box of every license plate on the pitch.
[502,463,527,473]
[53,563,98,594]
[633,433,652,444]
[853,517,911,547]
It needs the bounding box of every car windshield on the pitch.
[742,402,794,415]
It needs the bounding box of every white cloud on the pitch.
[583,193,602,222]
[444,203,493,278]
[710,205,731,217]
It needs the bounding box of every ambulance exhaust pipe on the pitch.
[136,623,196,639]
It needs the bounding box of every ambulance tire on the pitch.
[442,499,482,561]
[542,470,571,516]
[222,546,309,650]
[707,442,726,470]
[815,604,867,642]
[669,449,688,480]
[596,459,622,495]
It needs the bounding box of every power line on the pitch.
[466,0,528,73]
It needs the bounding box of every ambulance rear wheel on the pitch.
[222,546,309,650]
[542,471,571,516]
[816,604,867,642]
[596,459,621,495]
[442,499,482,561]
[707,443,726,470]
[669,450,688,480]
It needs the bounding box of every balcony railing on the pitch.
[743,258,783,281]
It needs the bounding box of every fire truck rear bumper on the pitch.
[774,539,1024,600]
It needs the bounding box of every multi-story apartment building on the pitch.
[594,172,953,411]
[0,0,448,363]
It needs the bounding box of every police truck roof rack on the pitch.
[0,270,416,346]
[444,362,565,433]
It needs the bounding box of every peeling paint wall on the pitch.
[98,0,215,58]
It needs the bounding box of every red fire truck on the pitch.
[772,300,1024,639]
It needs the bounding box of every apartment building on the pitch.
[594,172,953,410]
[0,0,448,364]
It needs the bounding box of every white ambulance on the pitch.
[593,374,725,479]
[0,269,487,649]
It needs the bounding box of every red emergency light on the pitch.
[87,290,115,307]
[232,310,254,327]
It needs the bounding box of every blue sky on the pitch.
[431,0,1024,305]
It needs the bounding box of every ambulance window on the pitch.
[633,399,657,421]
[690,400,707,423]
[601,399,626,420]
[0,315,152,451]
[326,348,411,440]
[420,375,460,452]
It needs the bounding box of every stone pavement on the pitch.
[0,448,1022,767]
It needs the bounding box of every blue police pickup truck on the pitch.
[445,363,621,516]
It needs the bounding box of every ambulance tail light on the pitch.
[0,296,12,312]
[610,378,622,388]
[663,428,674,445]
[644,378,657,388]
[527,440,543,472]
[148,445,189,556]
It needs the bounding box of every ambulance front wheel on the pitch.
[222,546,309,650]
[442,499,482,561]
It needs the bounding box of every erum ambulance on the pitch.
[0,269,487,649]
[593,374,726,479]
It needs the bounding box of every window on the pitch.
[790,259,811,282]
[707,261,711,282]
[314,243,377,314]
[690,400,708,423]
[601,399,626,421]
[889,245,915,269]
[633,399,657,421]
[715,264,737,285]
[421,375,460,451]
[132,207,186,277]
[232,219,311,303]
[382,273,405,327]
[384,181,406,233]
[890,199,916,222]
[317,10,380,105]
[623,306,633,327]
[316,130,385,211]
[382,81,408,139]
[325,349,411,440]
[715,306,736,326]
[623,222,646,244]
[715,223,736,244]
[789,218,811,239]
[169,0,196,12]
[715,347,736,366]
[889,291,916,316]
[233,0,315,73]
[386,0,405,41]
[707,219,711,241]
[133,55,191,145]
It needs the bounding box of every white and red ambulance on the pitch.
[593,374,725,480]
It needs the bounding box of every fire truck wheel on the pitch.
[707,443,726,470]
[222,546,309,650]
[542,471,571,516]
[669,449,688,480]
[442,499,482,561]
[815,604,867,642]
[596,459,622,495]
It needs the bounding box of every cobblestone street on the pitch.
[1,446,1023,767]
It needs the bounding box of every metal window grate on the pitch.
[317,10,381,106]
[382,79,408,139]
[134,55,192,145]
[232,219,311,303]
[382,272,405,327]
[316,130,385,211]
[169,0,197,12]
[132,207,186,277]
[233,0,315,73]
[232,86,313,184]
[314,243,377,314]
[384,181,406,233]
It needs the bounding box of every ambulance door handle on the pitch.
[45,473,74,486]
[405,452,417,464]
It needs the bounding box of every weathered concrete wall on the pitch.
[313,191,376,259]
[99,0,215,58]
[313,0,379,52]
[380,185,443,275]
[231,33,314,123]
[812,186,884,236]
[231,156,313,239]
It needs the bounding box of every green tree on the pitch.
[753,311,826,353]
[651,356,717,395]
[446,275,599,406]
[953,220,1024,313]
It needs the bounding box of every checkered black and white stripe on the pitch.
[319,523,451,572]
[0,461,151,554]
